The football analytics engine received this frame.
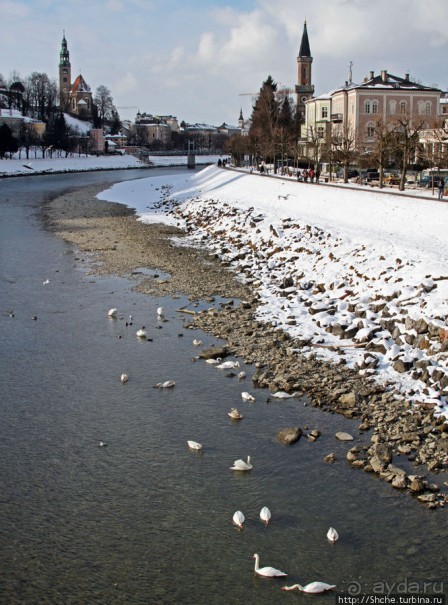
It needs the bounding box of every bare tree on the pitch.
[369,118,399,188]
[330,124,358,182]
[94,85,115,126]
[392,115,426,190]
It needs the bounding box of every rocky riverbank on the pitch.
[45,184,448,509]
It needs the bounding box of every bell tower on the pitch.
[295,20,314,123]
[59,31,71,111]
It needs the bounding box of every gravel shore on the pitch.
[45,183,448,508]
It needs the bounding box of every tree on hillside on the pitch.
[94,85,115,126]
[23,72,57,121]
[109,109,122,135]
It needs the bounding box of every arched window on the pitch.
[366,122,375,138]
[365,100,371,114]
[72,98,75,109]
[425,101,431,115]
[389,100,397,115]
[372,100,378,114]
[400,101,407,114]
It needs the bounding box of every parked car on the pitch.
[337,168,359,179]
[417,175,444,188]
[362,169,380,182]
[383,174,403,186]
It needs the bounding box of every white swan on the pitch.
[237,371,246,380]
[271,391,299,399]
[43,278,50,285]
[187,440,203,451]
[260,506,271,525]
[192,339,203,346]
[120,373,129,383]
[228,408,243,420]
[154,380,176,389]
[205,357,222,365]
[108,308,118,318]
[281,582,336,594]
[230,455,252,471]
[99,441,107,447]
[157,306,165,318]
[327,527,339,543]
[216,360,240,370]
[253,553,287,577]
[241,392,255,402]
[232,510,245,529]
[136,327,147,338]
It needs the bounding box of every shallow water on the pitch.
[0,170,446,604]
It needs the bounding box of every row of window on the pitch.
[319,99,432,119]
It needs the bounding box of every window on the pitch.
[302,66,307,85]
[321,106,328,119]
[365,100,371,114]
[425,101,431,115]
[389,100,397,115]
[367,123,375,138]
[372,100,378,114]
[72,98,75,109]
[317,126,324,138]
[400,101,407,114]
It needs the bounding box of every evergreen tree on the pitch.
[109,109,122,135]
[248,75,279,167]
[0,123,18,158]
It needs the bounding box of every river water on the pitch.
[0,169,446,605]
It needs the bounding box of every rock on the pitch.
[309,429,321,439]
[391,474,407,489]
[338,392,358,407]
[408,477,425,493]
[276,427,302,445]
[325,453,337,463]
[417,493,436,503]
[335,431,354,441]
[371,442,393,464]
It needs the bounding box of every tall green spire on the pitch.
[59,31,70,67]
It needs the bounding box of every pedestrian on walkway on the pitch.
[438,179,445,200]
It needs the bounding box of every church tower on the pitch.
[295,21,314,123]
[59,32,71,111]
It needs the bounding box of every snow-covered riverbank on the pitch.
[97,165,448,420]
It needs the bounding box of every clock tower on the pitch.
[59,31,71,111]
[295,21,314,124]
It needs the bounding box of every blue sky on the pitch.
[2,0,448,125]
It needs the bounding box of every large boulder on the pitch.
[276,427,302,445]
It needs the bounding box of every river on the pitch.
[0,169,446,604]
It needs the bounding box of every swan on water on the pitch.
[237,371,246,380]
[271,391,300,399]
[230,455,252,471]
[241,392,255,402]
[153,380,176,389]
[232,510,245,529]
[327,527,339,543]
[187,440,203,451]
[99,441,107,447]
[120,373,129,383]
[43,278,50,285]
[228,408,243,420]
[205,357,222,365]
[281,582,336,594]
[108,308,118,318]
[216,360,240,370]
[253,553,287,578]
[260,506,271,526]
[157,307,165,318]
[136,327,147,338]
[192,339,203,346]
